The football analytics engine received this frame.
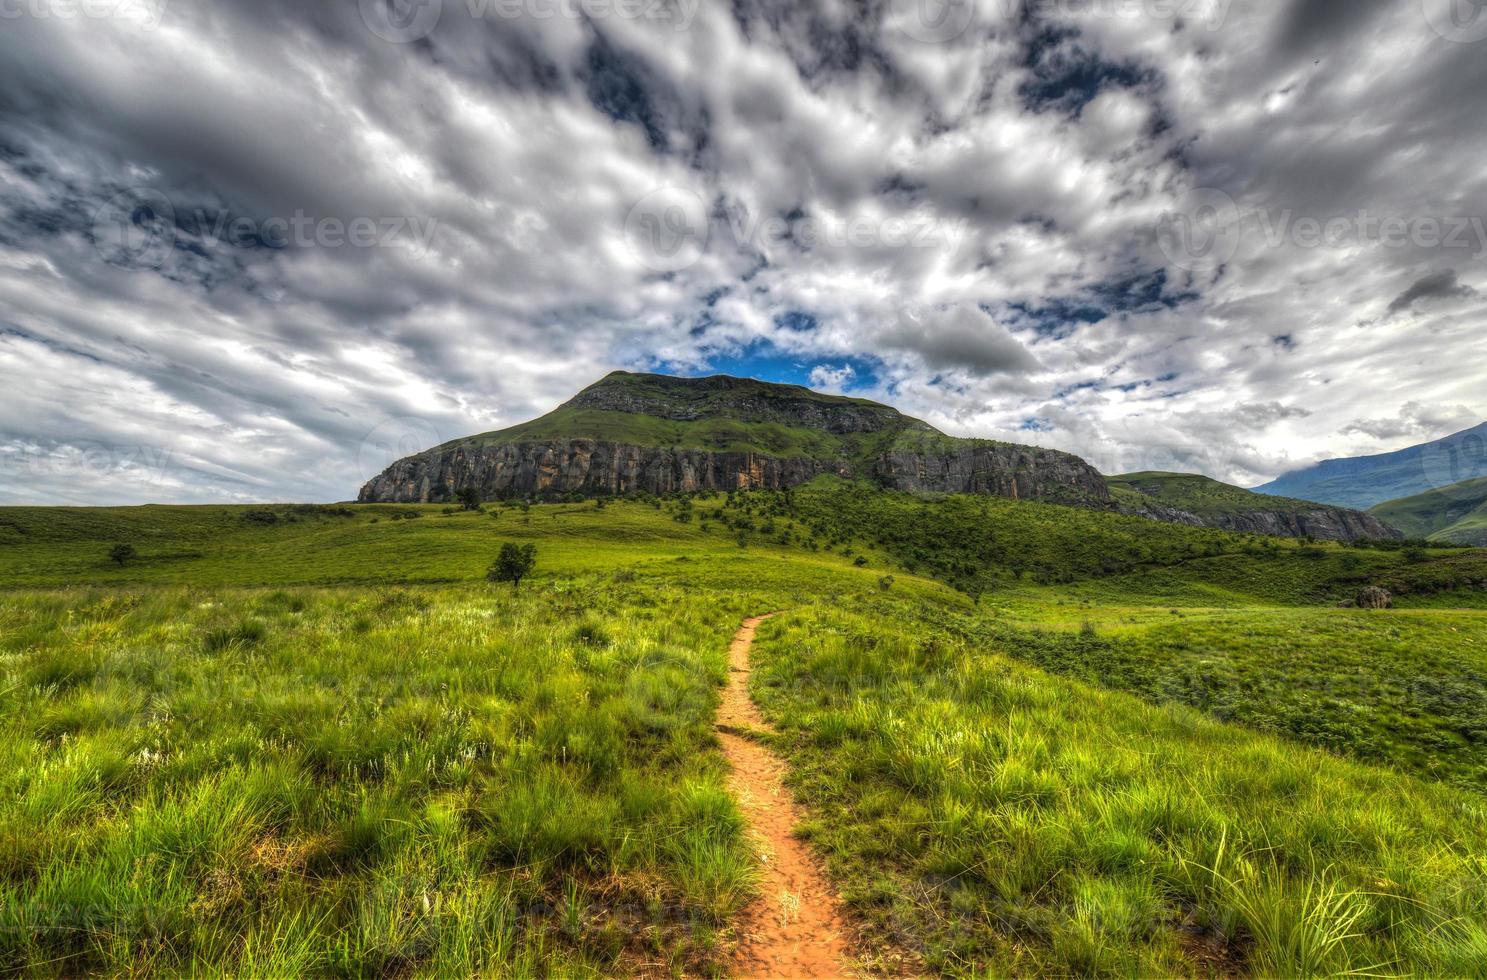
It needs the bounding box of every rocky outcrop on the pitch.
[358,438,1113,505]
[870,444,1111,502]
[1121,502,1402,542]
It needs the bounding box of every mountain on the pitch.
[1369,477,1487,546]
[1107,472,1401,542]
[1255,422,1487,510]
[359,372,1111,505]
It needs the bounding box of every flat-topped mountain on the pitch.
[358,372,1403,542]
[1108,472,1401,542]
[358,372,1111,505]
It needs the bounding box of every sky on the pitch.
[0,0,1483,504]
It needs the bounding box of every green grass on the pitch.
[0,582,767,976]
[1,492,1485,975]
[749,601,1487,976]
[973,604,1487,793]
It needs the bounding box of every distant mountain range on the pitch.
[1256,422,1487,511]
[359,371,1397,542]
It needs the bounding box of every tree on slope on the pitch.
[488,543,537,589]
[456,487,483,511]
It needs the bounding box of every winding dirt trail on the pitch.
[717,616,854,980]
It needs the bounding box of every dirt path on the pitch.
[717,615,854,980]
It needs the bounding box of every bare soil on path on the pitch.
[717,615,855,980]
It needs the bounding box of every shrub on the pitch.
[456,488,483,512]
[878,575,895,591]
[202,619,267,652]
[487,543,538,589]
[108,543,137,566]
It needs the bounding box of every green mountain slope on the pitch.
[1104,471,1400,541]
[1256,421,1487,509]
[1371,476,1487,545]
[464,373,961,461]
[1108,471,1323,516]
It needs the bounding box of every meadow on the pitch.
[1,491,1485,976]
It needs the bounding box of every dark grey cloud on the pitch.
[1273,0,1396,57]
[1386,270,1476,316]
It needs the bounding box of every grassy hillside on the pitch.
[1371,476,1487,545]
[705,478,1484,605]
[1,494,1485,975]
[471,404,970,461]
[1256,421,1487,509]
[1106,471,1326,517]
[445,371,969,462]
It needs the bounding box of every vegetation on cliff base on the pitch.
[1107,471,1354,517]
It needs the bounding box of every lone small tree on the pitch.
[109,543,137,566]
[488,543,537,590]
[456,487,483,512]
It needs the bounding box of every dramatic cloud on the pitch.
[1386,270,1476,316]
[0,0,1481,503]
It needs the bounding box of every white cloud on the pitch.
[0,0,1480,502]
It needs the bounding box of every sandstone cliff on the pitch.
[357,437,1110,504]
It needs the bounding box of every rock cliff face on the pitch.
[357,372,1114,506]
[870,445,1109,502]
[358,438,1111,504]
[359,441,848,501]
[1123,502,1401,542]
